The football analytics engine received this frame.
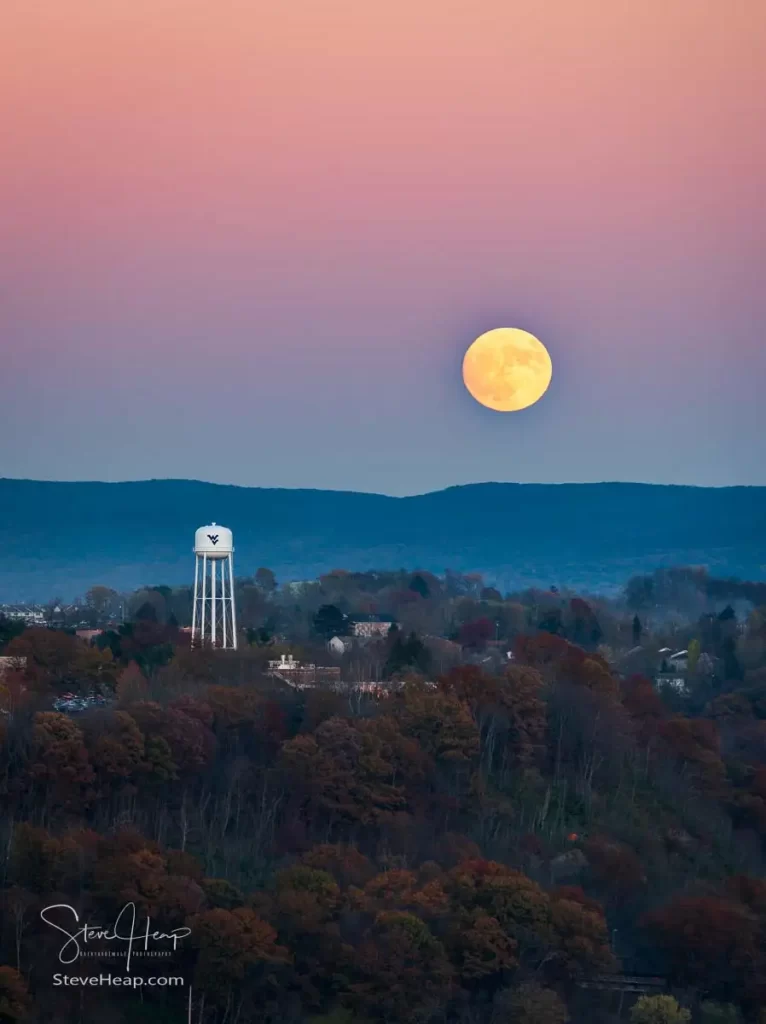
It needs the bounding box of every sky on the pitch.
[2,0,765,496]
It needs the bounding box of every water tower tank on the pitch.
[194,523,234,560]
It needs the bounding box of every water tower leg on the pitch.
[228,553,238,650]
[201,553,207,643]
[220,559,228,648]
[211,557,217,647]
[191,554,199,647]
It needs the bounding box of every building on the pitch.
[326,634,378,656]
[1,606,46,626]
[76,629,104,644]
[653,649,690,691]
[267,653,341,688]
[350,614,395,638]
[327,635,349,656]
[655,673,688,694]
[666,650,689,672]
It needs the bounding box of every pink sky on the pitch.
[2,0,765,492]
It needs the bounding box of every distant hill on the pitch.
[1,478,765,601]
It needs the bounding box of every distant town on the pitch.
[2,562,766,1024]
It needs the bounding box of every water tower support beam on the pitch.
[201,553,207,642]
[211,557,217,647]
[228,553,238,650]
[191,552,199,645]
[220,559,227,648]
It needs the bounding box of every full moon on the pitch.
[462,328,552,412]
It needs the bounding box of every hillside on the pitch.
[1,477,765,600]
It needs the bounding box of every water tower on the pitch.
[191,523,238,649]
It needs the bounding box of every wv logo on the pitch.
[208,534,219,545]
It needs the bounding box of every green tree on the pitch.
[632,614,643,646]
[630,995,691,1024]
[626,575,654,611]
[313,604,347,640]
[409,574,431,599]
[699,1003,742,1024]
[384,631,431,678]
[687,638,701,674]
[0,616,25,653]
[255,567,277,593]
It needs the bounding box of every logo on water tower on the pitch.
[207,534,219,545]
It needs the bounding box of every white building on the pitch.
[267,653,341,688]
[327,636,349,656]
[268,653,314,673]
[350,615,394,638]
[1,607,46,626]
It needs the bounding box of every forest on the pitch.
[1,566,766,1023]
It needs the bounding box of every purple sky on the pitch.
[2,0,765,495]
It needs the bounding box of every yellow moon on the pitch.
[462,327,552,412]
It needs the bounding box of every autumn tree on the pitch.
[622,674,666,741]
[585,836,645,897]
[300,843,375,888]
[659,718,727,794]
[343,911,452,1023]
[391,682,479,766]
[115,661,148,703]
[643,895,760,999]
[87,710,145,788]
[492,981,568,1024]
[458,618,495,650]
[189,907,290,1005]
[444,664,546,774]
[0,966,30,1022]
[7,627,115,693]
[445,910,518,981]
[279,716,407,828]
[9,825,93,894]
[127,700,215,777]
[29,712,94,809]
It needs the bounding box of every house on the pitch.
[654,649,690,692]
[350,614,395,638]
[1,606,46,626]
[268,653,310,673]
[655,673,688,694]
[267,653,341,688]
[327,635,349,656]
[667,649,689,672]
[76,629,104,644]
[327,634,379,656]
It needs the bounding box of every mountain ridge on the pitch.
[1,478,764,601]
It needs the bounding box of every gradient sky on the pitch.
[2,0,765,495]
